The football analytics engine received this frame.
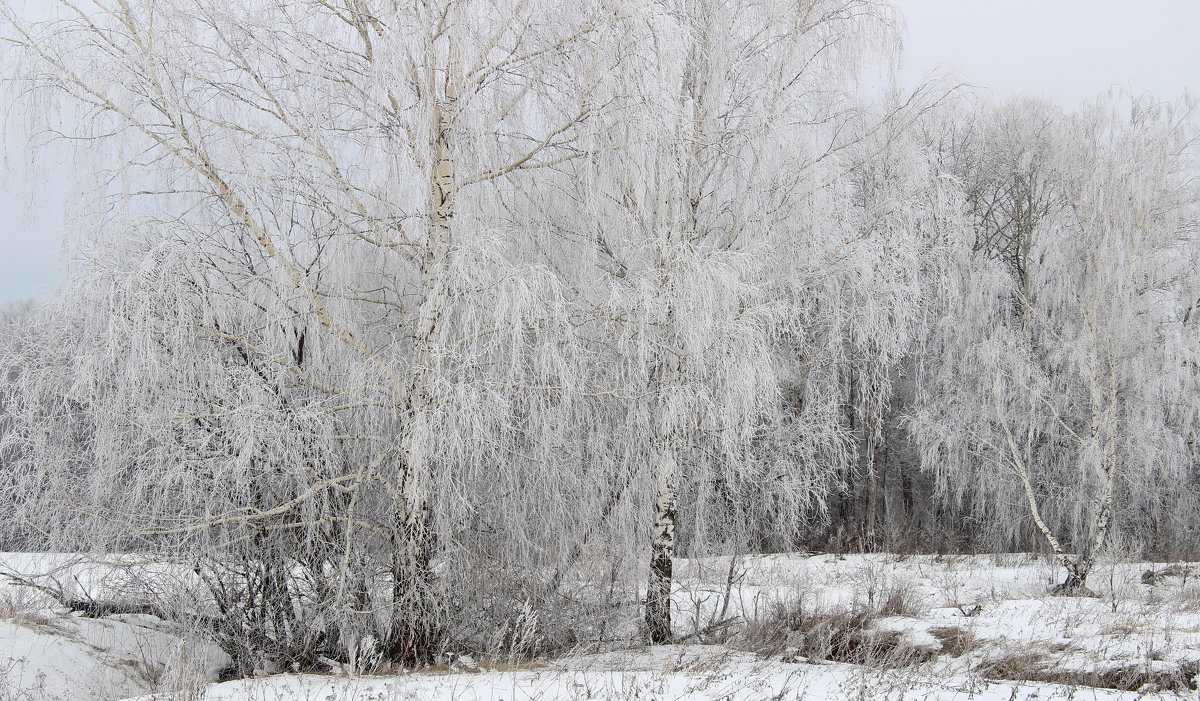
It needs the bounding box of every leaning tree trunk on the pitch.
[995,385,1100,596]
[1056,386,1120,596]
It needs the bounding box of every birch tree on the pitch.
[913,94,1200,591]
[541,0,954,641]
[0,0,616,668]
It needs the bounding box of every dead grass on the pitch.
[875,579,924,618]
[732,578,935,668]
[1170,585,1200,613]
[927,626,978,657]
[0,589,43,621]
[396,659,548,675]
[976,649,1200,693]
[974,649,1049,680]
[0,604,71,637]
[1099,619,1139,636]
[117,656,166,688]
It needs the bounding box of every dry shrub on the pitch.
[875,579,925,618]
[1084,662,1200,693]
[447,582,634,667]
[732,580,933,668]
[0,590,29,619]
[0,591,68,635]
[778,610,931,667]
[1141,564,1193,586]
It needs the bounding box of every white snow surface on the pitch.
[116,647,1148,701]
[2,551,1197,700]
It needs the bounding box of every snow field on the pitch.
[2,552,1199,700]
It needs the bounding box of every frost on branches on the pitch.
[0,0,1196,675]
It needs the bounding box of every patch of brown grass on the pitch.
[974,649,1049,680]
[977,651,1200,693]
[1099,620,1138,636]
[927,626,978,657]
[1141,564,1193,586]
[733,583,935,669]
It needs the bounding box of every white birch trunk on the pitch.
[645,446,678,643]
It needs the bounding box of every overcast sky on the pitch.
[895,0,1200,104]
[2,0,1198,303]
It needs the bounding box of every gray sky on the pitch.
[2,0,1198,303]
[1,126,70,304]
[895,0,1200,104]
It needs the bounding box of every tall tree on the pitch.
[0,0,616,668]
[554,0,951,640]
[912,94,1200,590]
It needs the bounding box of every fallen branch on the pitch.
[0,569,220,632]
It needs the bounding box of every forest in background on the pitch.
[0,0,1197,678]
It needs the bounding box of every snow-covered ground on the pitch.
[2,551,1198,700]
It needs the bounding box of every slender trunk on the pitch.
[865,421,881,546]
[1014,455,1095,594]
[838,367,857,546]
[382,37,460,663]
[878,435,888,534]
[645,448,678,644]
[862,371,884,548]
[864,468,878,544]
[900,455,914,528]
